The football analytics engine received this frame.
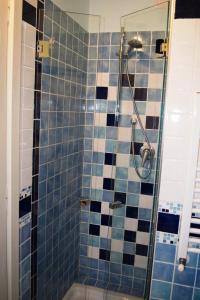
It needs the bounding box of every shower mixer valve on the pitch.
[140,144,155,167]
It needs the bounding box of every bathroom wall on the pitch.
[150,6,200,300]
[79,29,167,297]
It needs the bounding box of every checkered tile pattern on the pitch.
[80,30,166,297]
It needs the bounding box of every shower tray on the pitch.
[63,283,142,300]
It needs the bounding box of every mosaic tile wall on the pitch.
[79,30,166,297]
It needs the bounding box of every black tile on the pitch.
[103,178,115,190]
[89,224,100,236]
[114,192,126,204]
[31,274,37,299]
[32,175,38,202]
[33,120,40,148]
[37,1,44,31]
[122,74,134,87]
[141,182,154,195]
[101,214,112,227]
[126,206,138,219]
[99,249,110,261]
[32,148,39,175]
[31,251,37,276]
[35,61,42,91]
[90,201,101,213]
[175,0,200,19]
[136,244,148,256]
[124,230,136,242]
[134,88,147,101]
[22,0,36,27]
[19,196,31,218]
[34,91,41,119]
[31,227,37,252]
[123,253,135,265]
[32,201,38,228]
[96,87,108,99]
[107,114,116,126]
[105,153,116,165]
[130,142,143,155]
[146,116,159,130]
[138,220,150,232]
[157,212,180,234]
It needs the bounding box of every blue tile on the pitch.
[171,284,193,300]
[196,269,200,288]
[194,288,200,300]
[151,280,171,300]
[111,32,121,45]
[153,261,174,282]
[155,242,176,263]
[174,266,196,286]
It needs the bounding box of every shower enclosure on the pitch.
[32,1,170,299]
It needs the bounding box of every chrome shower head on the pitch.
[127,38,143,51]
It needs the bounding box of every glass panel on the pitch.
[106,2,170,299]
[37,6,101,300]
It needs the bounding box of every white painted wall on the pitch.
[89,0,168,32]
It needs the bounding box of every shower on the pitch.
[116,28,155,179]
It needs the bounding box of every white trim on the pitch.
[0,0,9,298]
[7,0,22,299]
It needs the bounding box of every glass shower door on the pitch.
[106,2,170,299]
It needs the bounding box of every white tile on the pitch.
[159,180,185,204]
[96,73,109,86]
[22,109,33,130]
[108,87,117,101]
[161,159,186,181]
[121,101,133,115]
[23,45,35,69]
[25,0,37,7]
[22,88,34,109]
[148,74,163,89]
[22,66,35,89]
[164,112,192,138]
[136,232,149,245]
[134,255,148,268]
[139,195,153,209]
[93,138,105,152]
[145,102,161,116]
[94,113,106,127]
[103,165,116,178]
[111,240,123,252]
[88,246,99,259]
[118,127,131,142]
[21,149,32,169]
[21,129,33,150]
[20,168,32,190]
[101,202,112,215]
[116,154,129,167]
[163,137,187,160]
[124,218,138,231]
[24,22,36,48]
[100,225,111,238]
[91,176,103,189]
